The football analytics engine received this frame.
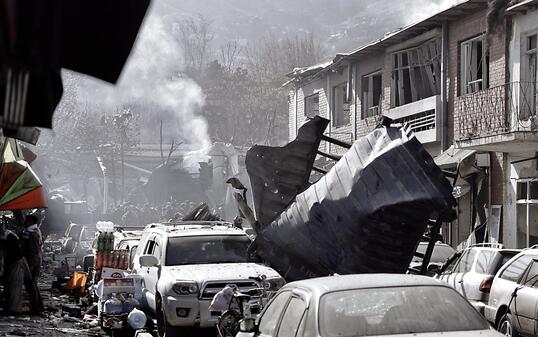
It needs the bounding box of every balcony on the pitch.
[456,82,538,152]
[385,95,441,144]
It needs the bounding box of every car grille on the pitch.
[200,280,258,300]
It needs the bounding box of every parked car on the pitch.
[113,228,143,269]
[237,273,502,337]
[409,242,456,274]
[132,221,284,337]
[484,247,538,337]
[437,243,520,315]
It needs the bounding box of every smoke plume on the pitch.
[405,0,467,25]
[60,8,211,152]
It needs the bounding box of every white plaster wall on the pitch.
[506,151,538,248]
[503,10,538,248]
[510,9,538,83]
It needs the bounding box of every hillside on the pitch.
[154,0,461,55]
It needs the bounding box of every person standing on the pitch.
[0,217,42,315]
[21,215,44,313]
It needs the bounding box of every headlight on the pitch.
[172,282,199,296]
[266,277,286,291]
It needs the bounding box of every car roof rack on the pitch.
[468,243,504,249]
[145,221,236,232]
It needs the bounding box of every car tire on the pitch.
[498,312,519,337]
[156,296,178,337]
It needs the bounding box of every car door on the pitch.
[145,235,163,313]
[275,294,308,337]
[462,249,497,302]
[138,235,160,312]
[454,249,477,297]
[491,254,535,332]
[438,252,462,286]
[514,259,538,336]
[253,291,292,337]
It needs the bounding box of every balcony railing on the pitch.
[457,81,538,140]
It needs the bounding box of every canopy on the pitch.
[0,138,46,210]
[434,145,475,169]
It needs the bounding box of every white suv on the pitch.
[132,221,283,336]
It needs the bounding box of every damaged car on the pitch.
[237,274,503,337]
[131,221,283,337]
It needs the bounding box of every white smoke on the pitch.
[405,0,467,25]
[63,8,211,153]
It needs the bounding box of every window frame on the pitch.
[521,31,538,118]
[362,70,382,119]
[257,291,292,336]
[332,82,350,127]
[275,296,308,337]
[304,93,320,118]
[460,35,489,95]
[516,179,538,247]
[390,37,441,107]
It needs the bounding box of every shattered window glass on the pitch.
[500,254,534,282]
[165,235,251,265]
[320,286,488,336]
[475,250,496,274]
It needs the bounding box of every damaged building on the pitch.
[286,0,538,249]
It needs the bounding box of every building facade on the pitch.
[287,0,538,249]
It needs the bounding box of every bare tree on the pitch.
[175,14,215,75]
[218,41,243,73]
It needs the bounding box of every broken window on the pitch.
[521,33,537,119]
[461,35,489,95]
[391,37,441,107]
[362,71,382,118]
[304,93,320,118]
[516,180,538,248]
[332,82,350,127]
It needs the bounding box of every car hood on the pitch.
[163,263,281,283]
[375,329,502,337]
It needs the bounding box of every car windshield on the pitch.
[81,228,96,241]
[414,244,455,263]
[165,235,251,265]
[319,285,489,336]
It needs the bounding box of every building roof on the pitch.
[506,0,538,14]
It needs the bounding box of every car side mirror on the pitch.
[139,255,159,267]
[239,318,257,333]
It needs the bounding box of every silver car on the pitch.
[484,248,538,337]
[237,274,502,337]
[410,242,456,274]
[437,244,520,315]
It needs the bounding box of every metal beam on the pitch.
[317,150,342,162]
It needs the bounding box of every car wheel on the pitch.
[156,297,178,337]
[216,310,242,337]
[498,313,519,337]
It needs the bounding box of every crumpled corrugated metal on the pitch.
[246,116,329,227]
[249,123,456,281]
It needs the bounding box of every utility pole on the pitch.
[121,140,125,203]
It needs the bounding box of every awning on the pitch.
[434,145,476,169]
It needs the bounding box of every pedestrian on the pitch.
[0,222,41,315]
[21,215,44,313]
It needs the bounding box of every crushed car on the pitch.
[131,221,284,337]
